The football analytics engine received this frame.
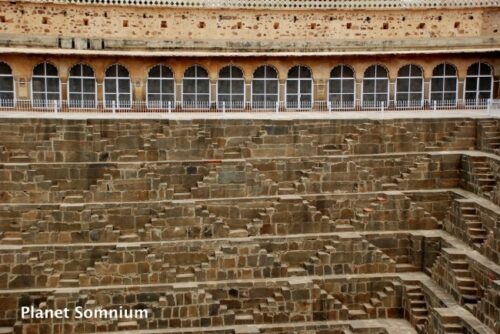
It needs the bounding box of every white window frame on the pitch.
[361,65,389,108]
[0,62,15,107]
[103,64,132,110]
[328,64,356,109]
[394,64,424,108]
[463,62,494,106]
[31,62,61,109]
[67,63,97,109]
[429,63,458,107]
[146,64,176,109]
[217,65,245,110]
[251,65,279,110]
[285,65,313,110]
[181,65,211,109]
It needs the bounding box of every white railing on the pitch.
[21,0,500,9]
[0,99,497,113]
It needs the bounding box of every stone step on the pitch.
[287,267,307,276]
[412,308,428,316]
[0,237,23,245]
[450,261,468,270]
[410,300,426,308]
[396,263,418,272]
[173,192,192,200]
[453,269,472,278]
[461,294,479,304]
[348,309,368,320]
[278,187,297,195]
[117,321,139,330]
[456,276,476,287]
[118,234,140,242]
[234,314,254,325]
[468,228,487,236]
[59,279,79,287]
[443,324,463,333]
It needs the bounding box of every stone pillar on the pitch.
[95,70,105,102]
[245,81,251,106]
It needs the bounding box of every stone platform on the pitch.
[0,118,499,334]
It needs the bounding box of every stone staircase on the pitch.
[392,156,433,189]
[347,283,397,320]
[479,120,500,155]
[459,203,488,249]
[432,250,481,309]
[469,156,496,201]
[425,120,476,151]
[403,280,429,333]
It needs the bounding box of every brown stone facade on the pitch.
[0,117,498,334]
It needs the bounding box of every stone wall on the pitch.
[0,117,499,334]
[0,2,498,53]
[0,118,482,163]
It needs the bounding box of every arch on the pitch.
[0,62,15,106]
[147,64,175,109]
[395,64,424,107]
[464,62,493,105]
[252,65,279,109]
[430,63,458,106]
[217,65,245,109]
[68,63,97,108]
[286,65,313,109]
[103,64,131,109]
[362,64,389,107]
[328,64,355,108]
[182,65,210,108]
[31,62,60,107]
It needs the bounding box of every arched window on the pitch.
[182,65,210,108]
[329,65,355,108]
[286,65,312,109]
[430,63,457,106]
[32,62,60,107]
[217,65,245,109]
[104,64,131,109]
[464,63,493,105]
[362,65,389,107]
[395,64,424,107]
[0,62,15,107]
[147,65,175,108]
[252,65,279,109]
[68,64,96,108]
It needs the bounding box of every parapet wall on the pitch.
[0,1,499,53]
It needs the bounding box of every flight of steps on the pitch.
[403,280,429,333]
[433,251,480,308]
[479,120,500,154]
[450,257,480,308]
[392,156,432,189]
[459,204,488,249]
[347,285,396,320]
[425,120,475,151]
[469,157,496,201]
